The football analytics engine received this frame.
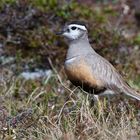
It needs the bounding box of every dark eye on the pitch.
[71,26,77,30]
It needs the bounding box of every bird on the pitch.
[56,21,140,101]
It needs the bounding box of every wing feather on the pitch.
[85,53,124,92]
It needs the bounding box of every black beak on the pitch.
[55,31,64,35]
[55,27,67,35]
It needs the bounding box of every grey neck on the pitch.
[66,33,95,60]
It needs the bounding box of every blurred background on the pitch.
[0,0,140,84]
[0,0,140,139]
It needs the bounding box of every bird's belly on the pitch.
[64,59,104,92]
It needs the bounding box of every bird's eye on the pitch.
[71,26,77,30]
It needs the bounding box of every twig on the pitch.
[48,57,73,93]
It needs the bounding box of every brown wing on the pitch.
[85,53,125,93]
[86,53,140,100]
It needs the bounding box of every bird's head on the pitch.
[56,21,88,41]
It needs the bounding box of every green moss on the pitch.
[133,34,140,45]
[0,0,16,8]
[103,6,118,16]
[30,0,57,11]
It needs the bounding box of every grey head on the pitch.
[57,21,94,59]
[56,21,88,41]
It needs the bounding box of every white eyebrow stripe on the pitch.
[69,24,87,31]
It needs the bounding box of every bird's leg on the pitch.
[88,89,100,107]
[90,90,116,107]
[99,89,117,107]
[93,95,99,102]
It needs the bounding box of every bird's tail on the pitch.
[121,83,140,101]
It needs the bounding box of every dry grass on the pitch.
[0,67,139,140]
